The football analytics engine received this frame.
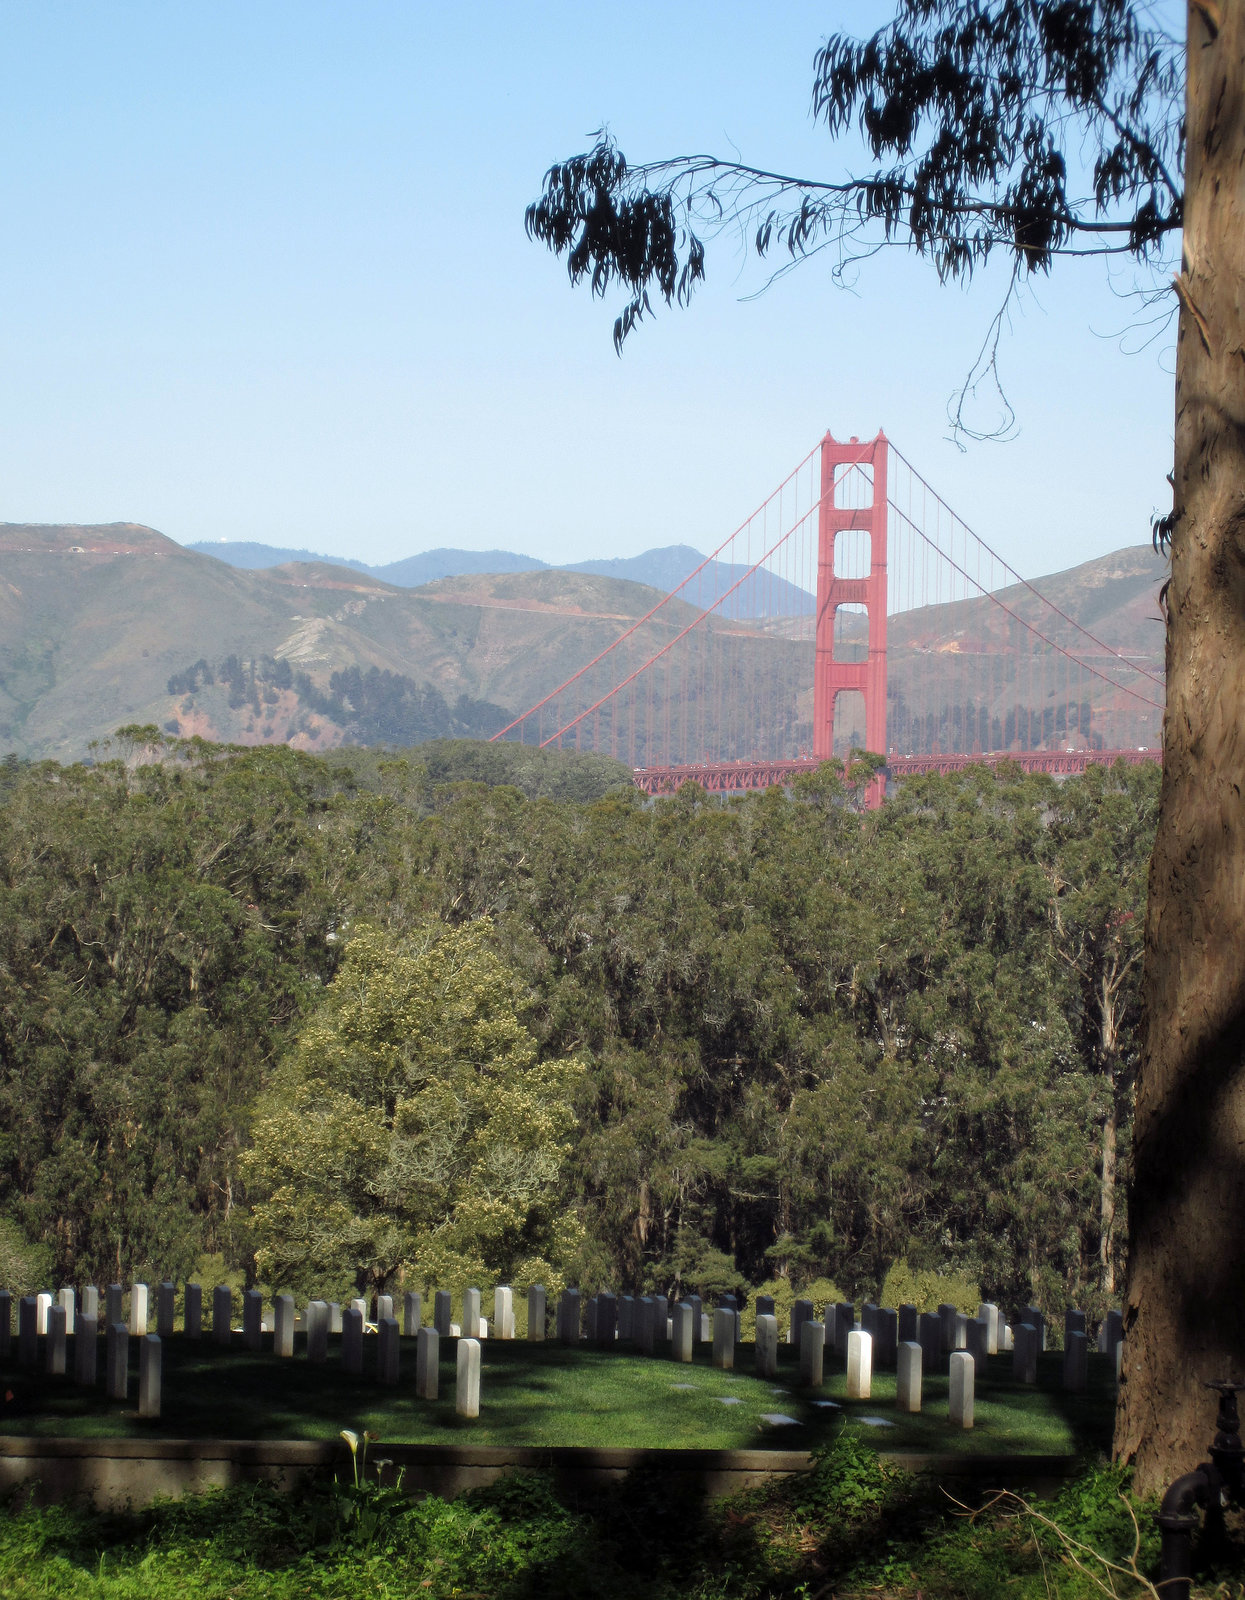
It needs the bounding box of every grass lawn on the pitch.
[1,1334,1114,1455]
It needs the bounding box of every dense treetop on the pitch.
[0,737,1155,1313]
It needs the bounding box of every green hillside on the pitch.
[0,523,1167,762]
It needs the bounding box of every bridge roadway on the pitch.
[631,749,1162,796]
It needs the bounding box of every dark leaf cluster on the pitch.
[526,1,1183,348]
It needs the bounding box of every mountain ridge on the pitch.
[0,521,1166,763]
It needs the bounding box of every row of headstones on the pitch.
[765,1301,1122,1429]
[2,1282,1125,1416]
[543,1289,1125,1389]
[0,1286,489,1421]
[1,1290,164,1416]
[0,1283,1125,1365]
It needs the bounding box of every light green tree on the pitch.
[242,921,585,1298]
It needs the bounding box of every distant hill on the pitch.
[0,524,719,761]
[371,548,549,586]
[0,521,1166,764]
[185,540,371,573]
[189,539,815,617]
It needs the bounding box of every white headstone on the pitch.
[342,1306,364,1374]
[846,1328,873,1400]
[243,1290,263,1351]
[527,1284,546,1341]
[74,1312,98,1385]
[672,1302,694,1363]
[790,1297,814,1349]
[636,1295,655,1356]
[416,1325,440,1399]
[404,1291,422,1338]
[139,1334,162,1418]
[557,1289,580,1345]
[328,1303,342,1334]
[1063,1329,1088,1392]
[918,1311,942,1371]
[755,1312,779,1379]
[213,1285,232,1346]
[81,1286,99,1321]
[1013,1321,1039,1384]
[306,1299,329,1363]
[130,1283,148,1337]
[106,1322,129,1399]
[274,1294,295,1358]
[953,1312,969,1351]
[45,1304,67,1374]
[1001,1322,1014,1352]
[36,1291,52,1336]
[494,1286,515,1340]
[712,1306,735,1370]
[456,1336,481,1418]
[350,1296,367,1328]
[896,1339,922,1412]
[949,1350,974,1428]
[977,1302,1000,1355]
[684,1295,703,1345]
[875,1308,899,1369]
[378,1315,400,1384]
[157,1282,175,1338]
[463,1288,482,1339]
[57,1286,76,1335]
[18,1296,37,1368]
[799,1317,823,1387]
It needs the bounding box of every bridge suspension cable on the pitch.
[490,431,1165,786]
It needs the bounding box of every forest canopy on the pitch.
[0,738,1155,1313]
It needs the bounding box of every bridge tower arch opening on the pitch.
[814,431,889,802]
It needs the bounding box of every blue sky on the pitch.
[0,2,1178,579]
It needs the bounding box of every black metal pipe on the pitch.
[1156,1465,1213,1600]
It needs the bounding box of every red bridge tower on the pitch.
[813,430,889,804]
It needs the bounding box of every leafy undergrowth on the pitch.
[2,1438,1243,1599]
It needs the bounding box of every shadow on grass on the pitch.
[0,1335,1117,1461]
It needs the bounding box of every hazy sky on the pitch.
[0,2,1178,580]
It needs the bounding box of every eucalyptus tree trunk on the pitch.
[1115,0,1245,1497]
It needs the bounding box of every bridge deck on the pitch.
[631,750,1161,796]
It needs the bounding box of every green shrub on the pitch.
[738,1275,843,1341]
[0,1216,53,1297]
[879,1258,980,1315]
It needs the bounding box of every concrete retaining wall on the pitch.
[0,1436,1084,1509]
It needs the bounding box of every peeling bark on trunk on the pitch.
[1115,0,1245,1496]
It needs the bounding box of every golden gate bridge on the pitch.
[491,432,1164,805]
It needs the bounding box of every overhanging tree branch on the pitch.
[525,0,1184,406]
